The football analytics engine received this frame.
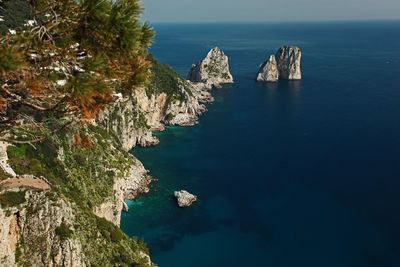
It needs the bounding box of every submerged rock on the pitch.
[275,46,302,80]
[174,190,197,207]
[187,47,234,87]
[256,55,279,82]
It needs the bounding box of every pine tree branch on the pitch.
[0,120,72,145]
[2,84,48,111]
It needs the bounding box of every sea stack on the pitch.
[256,46,302,82]
[275,46,302,80]
[256,55,279,82]
[187,47,234,87]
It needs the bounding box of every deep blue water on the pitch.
[121,22,400,267]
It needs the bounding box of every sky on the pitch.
[141,0,400,23]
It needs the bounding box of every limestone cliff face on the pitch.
[134,87,167,130]
[256,55,279,82]
[187,47,234,86]
[98,84,208,154]
[0,191,85,267]
[276,46,302,80]
[93,156,151,226]
[135,85,206,127]
[97,96,159,151]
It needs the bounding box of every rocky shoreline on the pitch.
[0,47,234,266]
[93,47,234,225]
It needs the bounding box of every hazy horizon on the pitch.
[142,0,400,23]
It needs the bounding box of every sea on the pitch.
[121,21,400,267]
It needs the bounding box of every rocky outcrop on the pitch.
[174,190,197,207]
[98,83,207,151]
[275,46,302,80]
[190,82,215,103]
[188,47,234,87]
[256,55,279,82]
[0,191,85,267]
[97,95,159,151]
[94,156,151,226]
[256,46,302,82]
[159,84,207,127]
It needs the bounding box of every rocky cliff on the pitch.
[256,55,279,82]
[93,156,151,226]
[187,47,234,86]
[93,58,211,226]
[0,53,220,266]
[256,46,302,82]
[0,191,85,267]
[97,55,210,154]
[0,126,155,266]
[276,46,302,80]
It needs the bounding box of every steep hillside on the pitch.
[0,56,213,266]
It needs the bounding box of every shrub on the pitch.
[110,228,124,242]
[0,191,26,208]
[55,223,73,241]
[96,216,125,242]
[7,145,28,158]
[0,168,12,181]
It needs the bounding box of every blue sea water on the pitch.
[121,21,400,267]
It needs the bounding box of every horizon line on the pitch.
[145,18,400,24]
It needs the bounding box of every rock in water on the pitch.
[256,55,279,82]
[275,46,302,80]
[174,190,197,207]
[122,201,129,212]
[187,47,234,86]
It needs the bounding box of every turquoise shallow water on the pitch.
[121,22,400,266]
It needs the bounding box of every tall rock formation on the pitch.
[256,46,302,82]
[187,47,234,87]
[255,55,279,82]
[275,46,302,80]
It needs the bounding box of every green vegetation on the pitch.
[206,64,221,77]
[0,0,32,34]
[6,124,134,207]
[0,168,12,181]
[8,127,154,266]
[55,223,73,241]
[71,209,151,266]
[0,0,154,145]
[106,97,150,131]
[0,191,26,208]
[222,72,231,79]
[7,143,63,185]
[146,54,193,105]
[96,216,125,242]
